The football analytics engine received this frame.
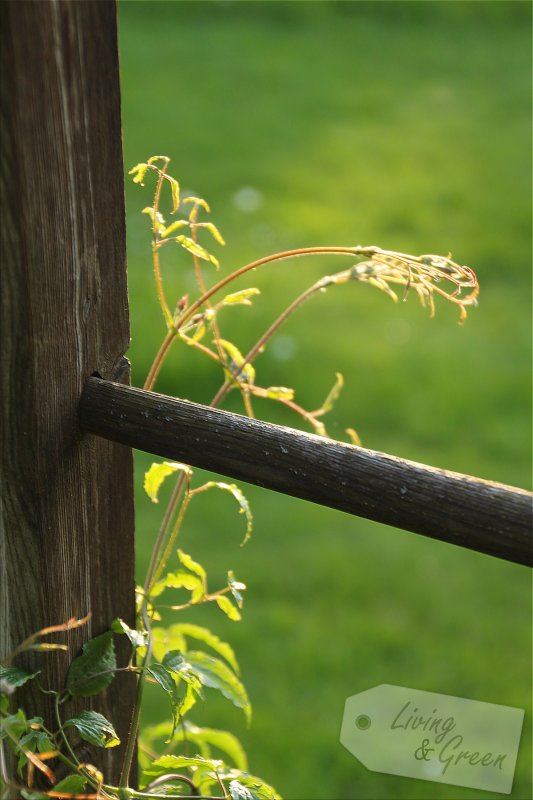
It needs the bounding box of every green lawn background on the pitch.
[119,3,531,798]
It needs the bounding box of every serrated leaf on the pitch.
[176,235,219,269]
[66,632,116,697]
[149,625,187,662]
[64,711,120,748]
[225,774,282,800]
[221,288,260,306]
[145,754,222,777]
[265,386,294,401]
[177,550,206,581]
[183,651,251,722]
[144,461,191,503]
[166,175,180,213]
[111,618,148,649]
[229,781,255,800]
[151,570,205,602]
[17,730,54,775]
[216,595,242,621]
[217,339,256,386]
[146,663,181,741]
[171,623,239,674]
[0,665,40,691]
[161,652,204,707]
[142,720,247,770]
[200,481,253,545]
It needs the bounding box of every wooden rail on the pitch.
[80,377,532,567]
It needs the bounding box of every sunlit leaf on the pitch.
[64,711,120,748]
[175,235,220,269]
[207,482,253,545]
[144,754,222,777]
[227,571,246,609]
[196,221,226,245]
[320,372,344,415]
[144,461,191,503]
[216,339,256,386]
[142,206,166,233]
[345,427,362,446]
[66,632,116,697]
[216,595,241,622]
[146,663,181,741]
[160,219,189,238]
[128,163,149,185]
[221,288,260,307]
[150,570,205,602]
[265,386,294,401]
[179,651,251,723]
[170,623,239,674]
[177,550,207,581]
[166,175,180,214]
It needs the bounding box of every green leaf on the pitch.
[166,175,180,213]
[265,386,295,401]
[21,791,47,800]
[0,665,40,691]
[151,569,205,602]
[149,625,187,662]
[144,461,191,503]
[111,618,148,649]
[216,595,242,622]
[171,623,239,674]
[53,775,88,794]
[177,549,207,581]
[175,235,220,269]
[64,710,120,748]
[184,651,251,723]
[217,340,256,386]
[142,720,248,770]
[66,632,116,697]
[200,481,253,545]
[229,781,255,800]
[0,709,27,741]
[146,663,181,740]
[226,775,282,800]
[221,288,260,306]
[144,754,223,776]
[17,730,54,775]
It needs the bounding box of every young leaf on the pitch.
[142,206,166,233]
[150,569,205,602]
[128,163,149,185]
[166,175,180,214]
[196,221,226,245]
[0,665,40,692]
[184,651,251,723]
[265,386,294,401]
[160,219,189,238]
[144,754,222,777]
[200,481,253,545]
[111,618,148,649]
[216,595,241,622]
[144,461,191,503]
[177,549,207,581]
[221,288,260,306]
[175,235,220,269]
[345,427,362,446]
[149,625,187,662]
[183,196,211,219]
[161,652,204,705]
[320,372,344,415]
[66,632,116,697]
[217,340,256,386]
[64,710,120,748]
[171,623,239,674]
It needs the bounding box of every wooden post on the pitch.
[0,0,136,786]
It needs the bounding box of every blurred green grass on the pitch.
[119,2,531,797]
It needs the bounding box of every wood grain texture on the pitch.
[0,1,136,785]
[81,378,532,567]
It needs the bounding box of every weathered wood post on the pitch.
[0,0,136,785]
